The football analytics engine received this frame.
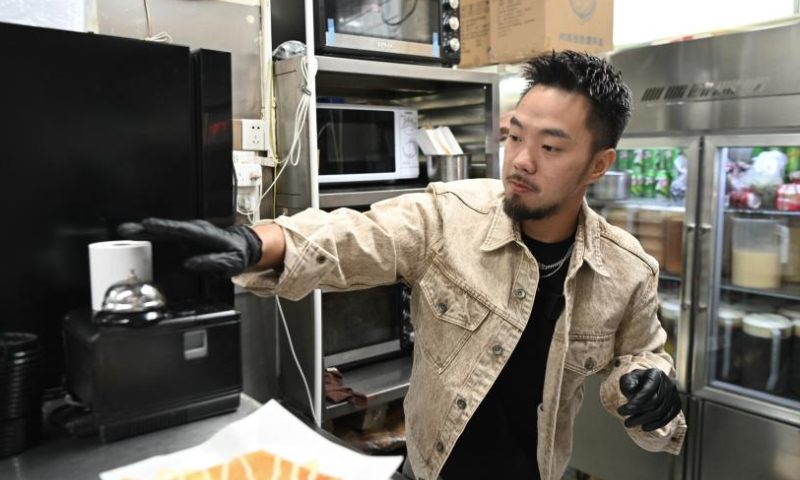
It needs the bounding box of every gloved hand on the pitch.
[617,368,682,432]
[117,218,263,277]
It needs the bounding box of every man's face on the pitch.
[502,85,606,221]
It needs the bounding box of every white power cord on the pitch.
[237,55,316,223]
[276,297,320,426]
[142,0,172,43]
[256,55,317,205]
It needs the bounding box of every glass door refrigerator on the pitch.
[570,136,700,480]
[694,134,800,480]
[574,20,800,480]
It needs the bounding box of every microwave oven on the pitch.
[317,0,462,65]
[272,0,462,65]
[322,284,414,368]
[317,104,420,184]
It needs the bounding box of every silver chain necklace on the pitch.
[538,242,575,279]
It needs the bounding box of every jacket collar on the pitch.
[480,198,610,278]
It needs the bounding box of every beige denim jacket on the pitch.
[234,179,687,480]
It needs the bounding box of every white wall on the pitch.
[0,0,86,31]
[614,0,797,46]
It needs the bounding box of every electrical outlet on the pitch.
[234,119,266,151]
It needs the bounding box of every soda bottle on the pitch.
[644,170,657,198]
[631,150,644,173]
[786,147,800,176]
[616,150,631,171]
[642,149,655,171]
[655,168,670,199]
[630,170,643,197]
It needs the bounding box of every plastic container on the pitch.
[731,217,790,289]
[741,313,793,394]
[665,214,684,275]
[658,299,681,359]
[715,308,745,384]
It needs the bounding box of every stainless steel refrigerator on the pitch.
[570,20,800,480]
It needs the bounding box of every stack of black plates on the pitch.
[0,332,44,459]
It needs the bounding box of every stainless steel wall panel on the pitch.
[700,401,800,480]
[95,0,262,118]
[570,375,689,480]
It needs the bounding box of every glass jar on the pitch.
[792,320,800,399]
[716,308,745,384]
[664,214,684,275]
[741,313,793,394]
[658,298,680,359]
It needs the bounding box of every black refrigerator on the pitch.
[0,21,235,389]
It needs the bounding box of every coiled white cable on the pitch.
[276,297,320,426]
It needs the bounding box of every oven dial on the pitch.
[447,0,460,9]
[446,38,461,52]
[446,17,460,31]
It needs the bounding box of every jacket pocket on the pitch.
[564,332,615,376]
[416,263,490,373]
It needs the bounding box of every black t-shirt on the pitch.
[440,233,574,480]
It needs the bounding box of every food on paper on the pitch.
[122,449,344,480]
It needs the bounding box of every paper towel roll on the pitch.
[89,241,153,311]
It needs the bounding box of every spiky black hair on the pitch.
[520,51,632,153]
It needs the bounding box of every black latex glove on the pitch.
[617,368,682,432]
[117,218,263,277]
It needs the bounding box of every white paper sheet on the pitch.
[100,400,403,480]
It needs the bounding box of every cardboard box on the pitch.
[459,0,492,68]
[461,0,614,68]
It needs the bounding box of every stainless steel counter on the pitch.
[0,395,405,480]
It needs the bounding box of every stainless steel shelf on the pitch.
[324,355,413,421]
[726,208,800,217]
[588,198,686,212]
[720,281,800,301]
[319,186,427,209]
[660,272,682,282]
[316,56,499,85]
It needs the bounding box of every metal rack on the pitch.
[272,54,499,424]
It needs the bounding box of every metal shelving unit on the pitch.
[324,356,413,421]
[319,186,427,209]
[273,53,501,427]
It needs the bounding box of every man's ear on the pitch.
[587,148,616,184]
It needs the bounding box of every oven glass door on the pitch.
[321,0,438,44]
[322,285,402,367]
[317,108,396,176]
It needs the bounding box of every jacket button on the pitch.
[515,289,526,299]
[584,357,596,370]
[456,398,467,410]
[492,344,503,356]
[614,359,621,367]
[316,255,326,264]
[436,302,448,314]
[436,441,444,453]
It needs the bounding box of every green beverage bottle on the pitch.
[644,170,657,198]
[655,168,670,199]
[630,169,643,197]
[617,149,631,171]
[786,147,800,175]
[631,150,644,173]
[643,149,655,171]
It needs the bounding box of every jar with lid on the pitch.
[664,214,684,275]
[658,298,680,360]
[782,218,800,283]
[791,319,800,398]
[741,313,793,394]
[715,308,745,384]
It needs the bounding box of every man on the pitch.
[121,51,686,480]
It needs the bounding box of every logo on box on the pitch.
[570,0,597,22]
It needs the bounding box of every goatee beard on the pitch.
[502,195,561,221]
